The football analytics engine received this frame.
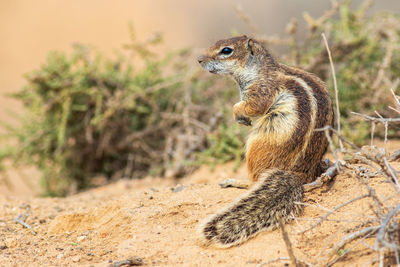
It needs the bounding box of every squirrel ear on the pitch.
[246,38,255,55]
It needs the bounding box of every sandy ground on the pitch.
[0,142,400,266]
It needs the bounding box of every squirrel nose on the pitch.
[197,55,206,64]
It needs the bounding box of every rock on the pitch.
[72,255,81,262]
[172,185,186,193]
[111,256,144,267]
[127,256,144,266]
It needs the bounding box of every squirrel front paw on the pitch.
[233,101,252,126]
[235,115,252,126]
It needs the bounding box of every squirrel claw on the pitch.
[236,116,252,126]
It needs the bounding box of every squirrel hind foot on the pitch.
[218,178,251,189]
[199,169,304,248]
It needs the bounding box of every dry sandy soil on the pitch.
[0,143,399,266]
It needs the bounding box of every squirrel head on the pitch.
[198,35,271,75]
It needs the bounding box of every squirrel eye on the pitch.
[220,47,233,55]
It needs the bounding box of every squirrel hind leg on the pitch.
[199,169,304,248]
[219,178,251,189]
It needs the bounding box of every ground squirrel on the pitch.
[197,35,334,248]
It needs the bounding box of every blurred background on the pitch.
[2,0,399,123]
[1,0,399,197]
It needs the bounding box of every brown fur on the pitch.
[197,36,334,247]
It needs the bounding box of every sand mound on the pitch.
[0,145,399,266]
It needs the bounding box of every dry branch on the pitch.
[257,257,290,267]
[14,214,37,236]
[300,194,370,234]
[375,203,400,250]
[389,149,400,161]
[322,33,343,151]
[304,162,339,192]
[351,112,400,123]
[277,215,299,267]
[323,226,379,266]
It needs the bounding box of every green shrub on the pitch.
[194,116,247,171]
[301,3,400,117]
[4,45,173,195]
[0,39,239,196]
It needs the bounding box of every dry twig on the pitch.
[322,33,343,151]
[389,149,400,161]
[277,215,299,267]
[351,112,400,123]
[14,214,37,236]
[304,162,339,192]
[323,226,379,266]
[234,4,259,35]
[257,257,289,267]
[300,194,370,234]
[375,203,400,250]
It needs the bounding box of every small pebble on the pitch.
[111,256,144,267]
[172,185,186,193]
[54,206,64,212]
[77,235,87,242]
[72,255,80,262]
[127,256,144,266]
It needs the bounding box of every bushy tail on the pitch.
[200,169,304,248]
